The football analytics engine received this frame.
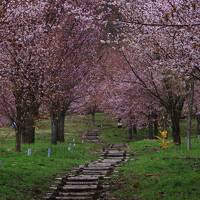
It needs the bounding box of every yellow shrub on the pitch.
[156,130,170,149]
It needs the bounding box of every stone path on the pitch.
[84,129,100,143]
[44,144,128,200]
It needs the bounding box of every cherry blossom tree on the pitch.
[100,0,200,144]
[99,49,161,139]
[0,0,100,150]
[43,1,101,144]
[0,0,199,151]
[0,1,51,151]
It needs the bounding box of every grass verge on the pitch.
[0,115,101,200]
[110,138,200,200]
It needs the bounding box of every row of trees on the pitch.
[98,0,200,147]
[0,0,104,151]
[0,0,199,151]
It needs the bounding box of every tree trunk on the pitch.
[51,114,58,144]
[91,112,95,126]
[128,124,137,140]
[171,114,181,145]
[148,121,154,139]
[20,102,39,144]
[133,124,137,135]
[57,111,66,143]
[15,129,21,152]
[15,103,23,152]
[162,114,168,130]
[187,80,194,150]
[128,126,133,140]
[153,120,159,137]
[22,116,35,144]
[196,115,200,135]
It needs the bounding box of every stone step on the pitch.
[62,185,97,191]
[85,133,99,137]
[59,191,96,196]
[85,135,99,138]
[103,153,125,156]
[82,170,108,175]
[56,197,93,200]
[83,166,112,170]
[104,154,125,158]
[67,176,99,181]
[100,159,123,163]
[106,152,123,155]
[104,151,125,154]
[103,152,125,154]
[45,144,128,200]
[85,139,99,143]
[87,164,113,168]
[64,181,98,185]
[103,156,125,159]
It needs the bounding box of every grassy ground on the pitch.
[109,120,200,200]
[0,115,101,200]
[1,113,200,200]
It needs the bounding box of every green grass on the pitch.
[0,115,101,200]
[110,138,200,200]
[1,113,200,200]
[100,125,129,144]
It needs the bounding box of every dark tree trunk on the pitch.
[22,117,35,144]
[161,114,168,130]
[148,122,154,139]
[171,113,181,145]
[128,124,137,140]
[153,120,159,137]
[15,105,26,151]
[15,129,21,152]
[57,111,66,143]
[91,112,95,126]
[51,114,58,144]
[128,126,133,140]
[197,115,200,135]
[187,80,194,150]
[20,102,39,144]
[148,114,154,139]
[169,98,184,145]
[133,124,137,135]
[13,82,40,151]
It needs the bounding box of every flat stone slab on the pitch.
[83,166,112,170]
[85,136,98,138]
[104,150,124,153]
[88,164,114,168]
[67,175,99,181]
[85,139,99,143]
[63,185,97,190]
[56,197,93,200]
[82,170,108,175]
[103,155,125,158]
[65,181,98,185]
[100,159,122,163]
[59,191,96,196]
